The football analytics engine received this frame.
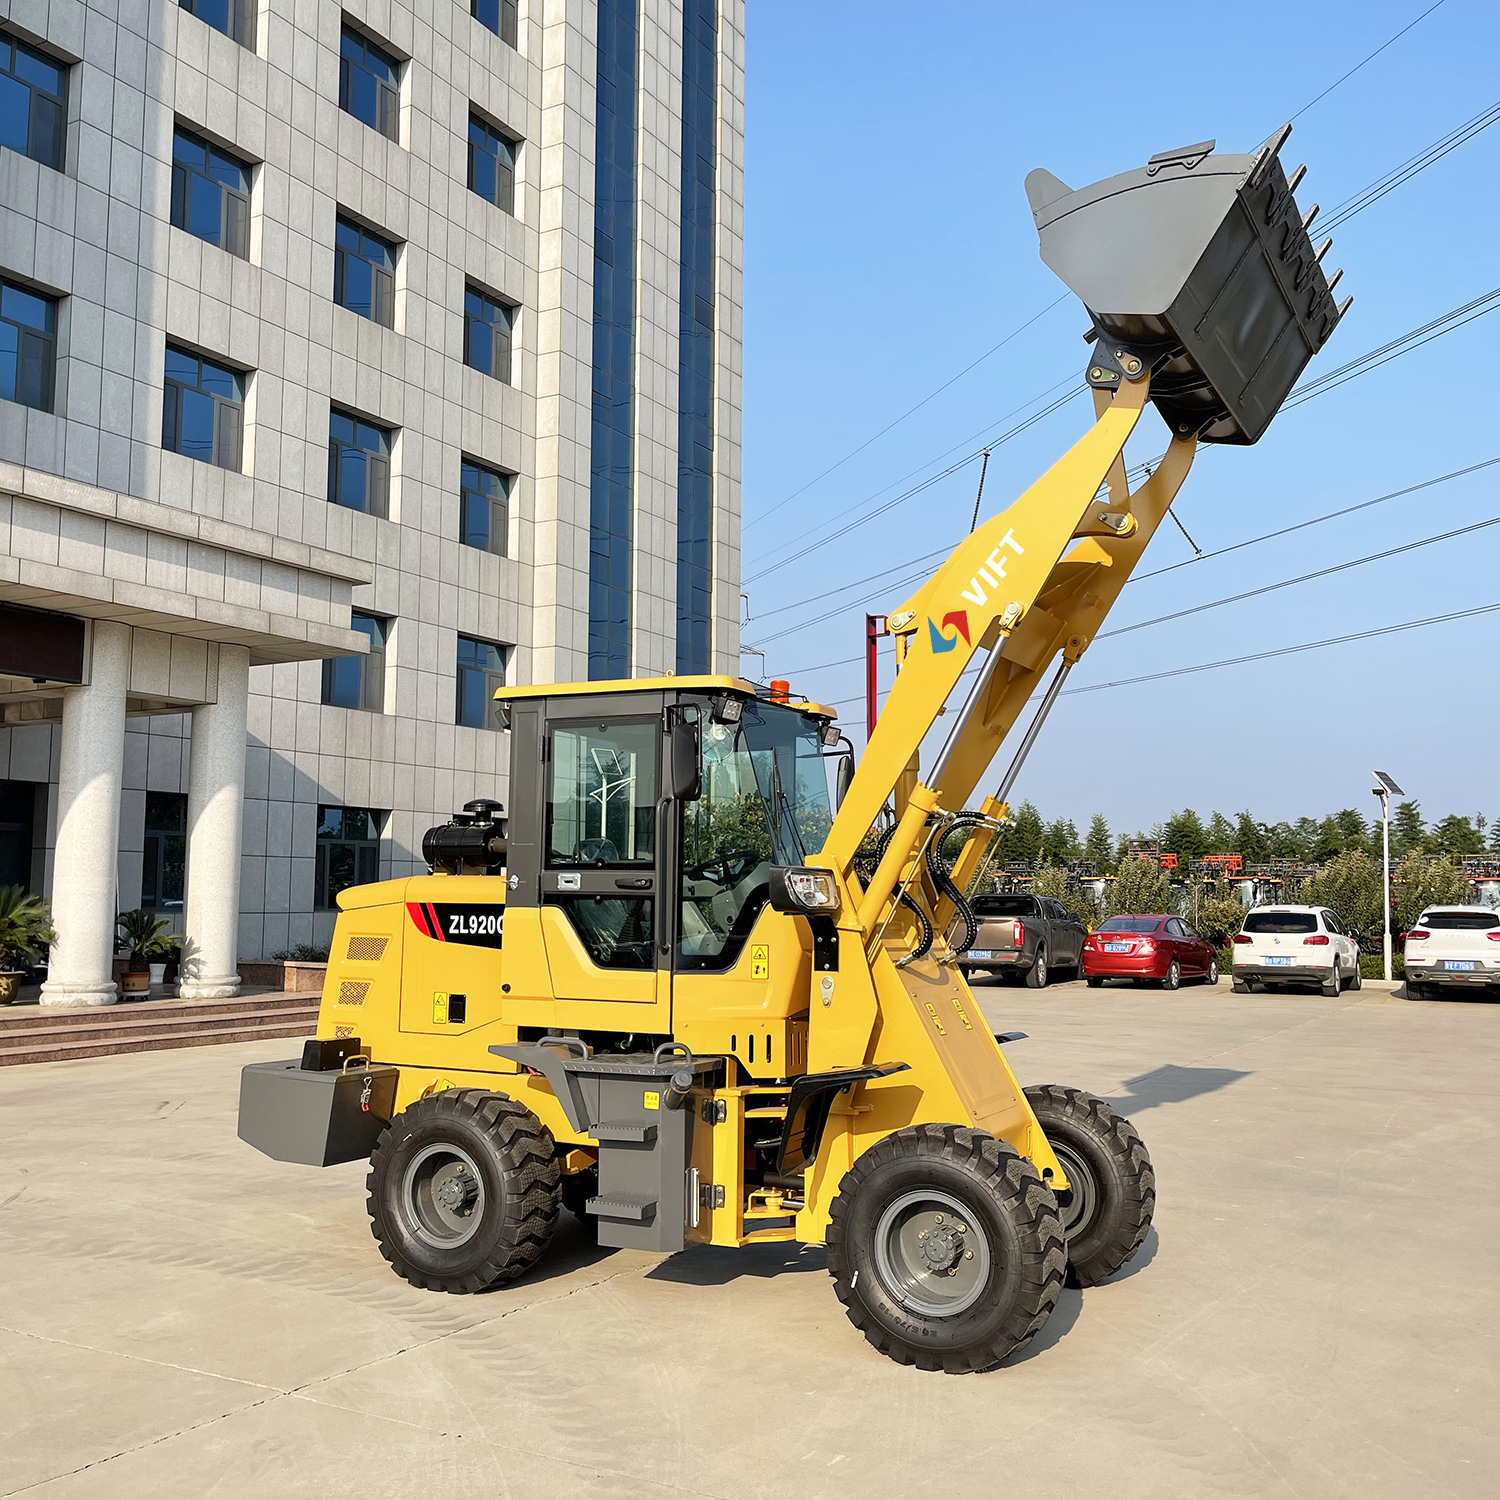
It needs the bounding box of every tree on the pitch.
[1040,817,1080,866]
[1333,807,1372,856]
[1084,814,1113,871]
[1206,811,1236,854]
[1431,814,1483,857]
[1390,800,1426,856]
[1393,852,1469,932]
[1162,808,1208,864]
[1304,852,1384,949]
[1312,816,1343,863]
[1104,856,1179,918]
[1194,886,1249,948]
[1491,816,1500,855]
[1031,864,1099,927]
[998,800,1044,864]
[1291,817,1319,861]
[1234,811,1267,864]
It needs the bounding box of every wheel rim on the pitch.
[402,1143,487,1248]
[1167,962,1179,988]
[873,1189,992,1318]
[1209,959,1218,984]
[1036,953,1046,984]
[1050,1140,1101,1240]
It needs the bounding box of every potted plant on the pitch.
[116,910,176,999]
[0,885,56,1004]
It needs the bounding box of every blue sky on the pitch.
[737,0,1499,834]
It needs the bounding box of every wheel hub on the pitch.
[874,1191,991,1318]
[433,1163,477,1213]
[402,1143,488,1248]
[918,1220,965,1271]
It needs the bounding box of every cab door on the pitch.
[535,697,672,1030]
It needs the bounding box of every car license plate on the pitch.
[1264,955,1293,966]
[1104,942,1130,953]
[1444,960,1478,971]
[967,949,996,960]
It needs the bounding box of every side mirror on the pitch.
[669,719,702,801]
[835,752,854,810]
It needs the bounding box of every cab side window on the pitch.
[546,720,658,866]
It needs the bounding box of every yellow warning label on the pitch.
[432,992,448,1024]
[643,1090,661,1111]
[950,995,975,1030]
[751,943,770,979]
[924,1001,947,1037]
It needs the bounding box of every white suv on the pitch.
[1403,906,1500,999]
[1231,905,1362,996]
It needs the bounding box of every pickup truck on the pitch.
[960,893,1088,988]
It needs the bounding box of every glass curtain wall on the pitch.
[587,0,638,680]
[675,0,717,673]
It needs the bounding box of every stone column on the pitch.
[180,644,250,1000]
[41,621,132,1007]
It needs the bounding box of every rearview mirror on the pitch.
[835,752,854,810]
[669,720,702,801]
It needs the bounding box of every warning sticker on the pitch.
[751,943,770,980]
[432,992,448,1024]
[643,1090,661,1111]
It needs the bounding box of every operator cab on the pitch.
[494,676,842,980]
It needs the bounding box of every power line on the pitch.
[1098,513,1500,639]
[744,296,1069,533]
[1288,0,1449,121]
[780,464,1500,679]
[1063,600,1500,697]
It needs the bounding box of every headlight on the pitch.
[710,693,744,724]
[769,866,841,915]
[817,722,842,748]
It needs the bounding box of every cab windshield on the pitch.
[678,699,833,969]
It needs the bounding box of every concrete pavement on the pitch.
[2,976,1497,1498]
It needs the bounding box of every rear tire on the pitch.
[1025,1085,1154,1286]
[826,1124,1066,1372]
[1161,960,1181,991]
[1406,981,1430,1001]
[1086,976,1103,989]
[1231,977,1250,994]
[1025,948,1049,989]
[1322,964,1342,997]
[368,1090,560,1293]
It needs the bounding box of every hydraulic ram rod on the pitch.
[993,658,1073,806]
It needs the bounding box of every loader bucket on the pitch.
[1026,128,1348,444]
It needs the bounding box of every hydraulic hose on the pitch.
[927,815,988,957]
[856,821,933,960]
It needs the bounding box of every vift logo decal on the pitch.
[407,902,505,950]
[927,611,971,654]
[959,528,1025,608]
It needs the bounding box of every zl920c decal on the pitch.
[407,902,505,949]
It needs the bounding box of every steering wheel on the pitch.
[685,849,764,886]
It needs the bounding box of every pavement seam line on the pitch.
[0,1324,283,1395]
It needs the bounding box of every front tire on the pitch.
[1025,948,1049,989]
[1025,1085,1154,1286]
[827,1124,1066,1372]
[1349,964,1362,991]
[1204,957,1220,986]
[368,1090,560,1293]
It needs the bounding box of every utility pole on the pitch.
[1373,771,1405,982]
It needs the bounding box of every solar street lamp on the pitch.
[1372,770,1405,981]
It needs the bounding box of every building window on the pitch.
[460,459,510,556]
[162,345,244,470]
[339,25,400,143]
[0,279,57,414]
[468,113,518,214]
[589,0,639,681]
[170,126,251,259]
[471,0,518,47]
[321,611,388,713]
[179,0,256,49]
[0,29,67,171]
[327,410,391,518]
[334,215,396,327]
[141,792,187,913]
[0,779,36,893]
[463,284,513,383]
[676,0,718,673]
[455,636,506,729]
[315,806,383,910]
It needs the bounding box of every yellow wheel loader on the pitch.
[239,129,1346,1371]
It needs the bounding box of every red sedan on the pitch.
[1082,915,1219,989]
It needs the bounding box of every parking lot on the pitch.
[2,976,1497,1499]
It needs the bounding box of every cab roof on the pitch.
[493,675,838,720]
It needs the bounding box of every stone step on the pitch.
[0,1018,319,1067]
[0,991,316,1033]
[0,1004,321,1051]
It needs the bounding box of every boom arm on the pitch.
[823,370,1194,942]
